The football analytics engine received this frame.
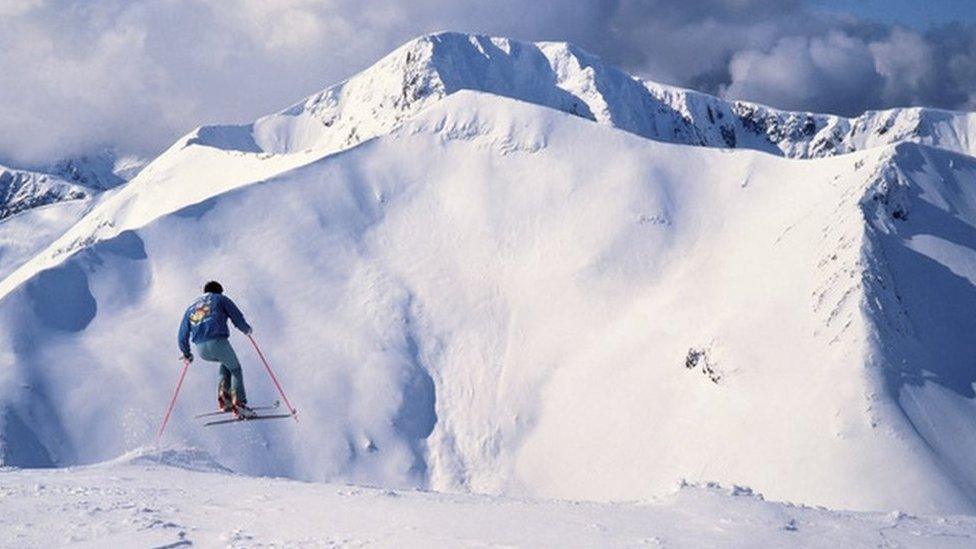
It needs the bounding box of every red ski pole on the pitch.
[156,357,191,445]
[247,334,299,422]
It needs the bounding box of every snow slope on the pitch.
[0,199,91,282]
[0,166,99,283]
[8,31,972,293]
[225,32,976,160]
[859,143,976,505]
[3,447,975,548]
[3,88,976,518]
[0,152,146,282]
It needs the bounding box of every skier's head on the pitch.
[203,280,224,294]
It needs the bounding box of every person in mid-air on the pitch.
[178,280,256,419]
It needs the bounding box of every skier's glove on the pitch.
[182,353,193,364]
[244,327,253,336]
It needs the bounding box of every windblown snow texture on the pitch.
[4,446,975,547]
[1,32,976,521]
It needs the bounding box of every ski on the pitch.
[194,400,280,419]
[204,413,295,427]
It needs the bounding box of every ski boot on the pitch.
[233,401,257,420]
[217,389,233,413]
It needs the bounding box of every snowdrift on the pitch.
[8,456,975,547]
[1,87,975,515]
[107,445,233,473]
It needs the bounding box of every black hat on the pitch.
[203,280,224,294]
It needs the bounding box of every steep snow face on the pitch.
[651,89,976,159]
[216,32,976,160]
[2,92,975,514]
[855,144,976,502]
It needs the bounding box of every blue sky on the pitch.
[812,0,975,28]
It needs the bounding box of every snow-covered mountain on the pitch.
[0,165,89,221]
[0,152,145,280]
[0,151,143,218]
[47,151,146,190]
[192,32,976,160]
[0,165,98,284]
[3,31,976,527]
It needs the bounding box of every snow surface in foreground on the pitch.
[1,447,974,548]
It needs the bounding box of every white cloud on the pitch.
[0,0,45,17]
[723,31,884,113]
[0,0,972,166]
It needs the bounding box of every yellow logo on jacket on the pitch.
[189,303,212,325]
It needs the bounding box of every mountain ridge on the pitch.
[2,33,976,517]
[1,91,972,513]
[190,31,976,161]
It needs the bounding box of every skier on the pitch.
[177,281,257,419]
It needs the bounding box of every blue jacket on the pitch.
[178,293,252,356]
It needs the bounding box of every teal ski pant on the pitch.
[195,338,247,404]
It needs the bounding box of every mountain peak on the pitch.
[180,32,965,162]
[5,31,976,520]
